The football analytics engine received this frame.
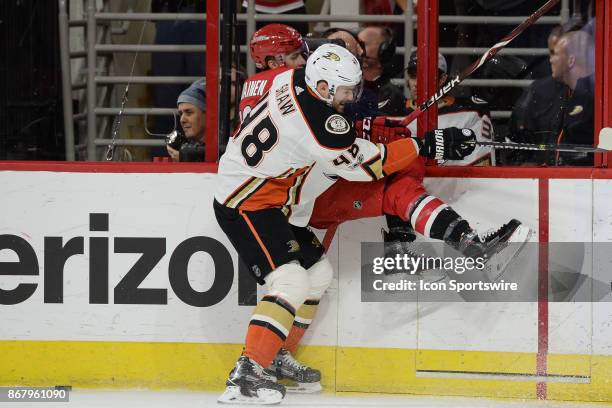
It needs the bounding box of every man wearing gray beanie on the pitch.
[167,78,206,161]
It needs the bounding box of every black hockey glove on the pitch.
[416,128,476,160]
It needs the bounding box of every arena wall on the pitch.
[0,164,611,402]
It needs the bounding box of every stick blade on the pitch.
[597,127,612,151]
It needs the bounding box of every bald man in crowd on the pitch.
[550,30,594,91]
[549,30,595,165]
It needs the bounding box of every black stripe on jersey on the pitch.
[224,176,256,206]
[293,166,312,204]
[261,295,296,316]
[292,69,356,150]
[234,178,270,208]
[292,320,309,329]
[283,172,300,208]
[380,144,388,176]
[249,319,287,341]
[361,153,381,181]
[304,299,320,306]
[281,205,292,219]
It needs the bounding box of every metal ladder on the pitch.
[58,0,205,161]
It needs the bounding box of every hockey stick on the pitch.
[400,0,561,127]
[469,128,612,153]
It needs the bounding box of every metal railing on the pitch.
[58,0,569,160]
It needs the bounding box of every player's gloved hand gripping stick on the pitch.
[356,118,477,161]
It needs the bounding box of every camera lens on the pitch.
[166,130,185,150]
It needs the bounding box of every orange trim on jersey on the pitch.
[240,210,276,270]
[305,85,320,100]
[276,167,294,178]
[239,167,310,211]
[382,138,420,175]
[224,176,256,206]
[360,153,383,180]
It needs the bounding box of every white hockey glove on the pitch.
[416,128,476,160]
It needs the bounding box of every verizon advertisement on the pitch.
[1,171,611,357]
[0,172,266,343]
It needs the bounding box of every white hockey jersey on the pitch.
[404,96,494,166]
[215,69,420,215]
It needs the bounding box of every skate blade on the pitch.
[283,380,322,394]
[486,225,533,281]
[217,386,284,405]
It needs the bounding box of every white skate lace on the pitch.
[250,360,266,377]
[480,229,496,241]
[281,350,307,371]
[480,224,506,242]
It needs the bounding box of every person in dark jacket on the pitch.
[550,30,595,166]
[509,26,569,165]
[357,26,406,117]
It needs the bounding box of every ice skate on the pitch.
[382,227,446,283]
[456,219,532,281]
[265,348,322,394]
[218,356,286,405]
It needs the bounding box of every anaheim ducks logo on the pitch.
[569,105,584,116]
[322,52,341,61]
[311,237,322,248]
[287,240,301,253]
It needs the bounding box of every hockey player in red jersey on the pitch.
[309,51,530,271]
[238,24,307,124]
[381,50,501,255]
[215,43,476,404]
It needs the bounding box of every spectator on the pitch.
[361,0,413,48]
[150,0,206,158]
[242,1,308,35]
[404,51,494,166]
[166,79,206,162]
[357,26,405,116]
[319,27,377,120]
[238,24,307,125]
[321,27,365,62]
[550,30,595,166]
[509,26,569,166]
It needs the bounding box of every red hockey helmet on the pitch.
[249,24,307,69]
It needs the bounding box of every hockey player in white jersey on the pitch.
[214,44,476,405]
[404,51,494,166]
